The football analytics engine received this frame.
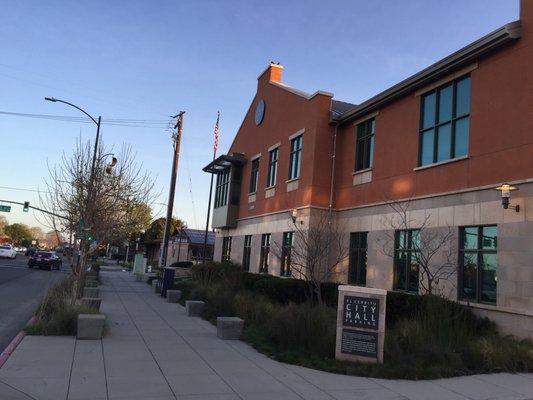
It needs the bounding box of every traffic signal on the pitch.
[23,201,30,212]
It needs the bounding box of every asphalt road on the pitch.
[0,254,67,351]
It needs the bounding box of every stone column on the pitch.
[335,285,387,364]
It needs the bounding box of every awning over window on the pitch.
[202,153,246,174]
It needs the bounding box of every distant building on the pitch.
[145,228,215,267]
[203,0,533,339]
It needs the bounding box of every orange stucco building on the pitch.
[203,0,533,338]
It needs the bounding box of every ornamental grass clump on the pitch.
[26,276,98,336]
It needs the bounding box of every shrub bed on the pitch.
[26,275,99,336]
[175,262,533,379]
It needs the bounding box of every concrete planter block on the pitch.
[166,290,182,303]
[77,314,105,340]
[186,300,205,316]
[83,287,99,298]
[151,279,158,288]
[217,317,244,340]
[81,297,102,311]
[154,282,162,294]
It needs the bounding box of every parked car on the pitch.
[28,251,62,270]
[18,246,27,253]
[0,245,17,259]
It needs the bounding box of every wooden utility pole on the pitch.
[159,111,185,269]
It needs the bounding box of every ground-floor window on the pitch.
[221,236,232,263]
[259,233,271,273]
[394,229,420,293]
[348,232,367,285]
[459,225,497,304]
[281,231,293,277]
[242,235,252,271]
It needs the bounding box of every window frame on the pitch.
[393,229,420,293]
[249,157,260,194]
[281,231,293,277]
[348,232,368,285]
[355,119,375,172]
[259,233,271,273]
[458,225,497,305]
[214,168,231,208]
[418,75,470,167]
[266,147,279,188]
[242,235,252,272]
[288,135,302,180]
[221,236,232,263]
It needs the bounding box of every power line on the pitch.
[0,110,172,128]
[0,185,50,194]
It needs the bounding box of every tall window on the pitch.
[221,236,232,263]
[281,231,293,277]
[419,75,470,166]
[249,158,259,194]
[348,232,367,285]
[394,230,420,293]
[259,233,271,273]
[214,168,230,208]
[288,135,302,180]
[355,119,375,171]
[242,235,252,272]
[267,148,278,188]
[459,225,497,304]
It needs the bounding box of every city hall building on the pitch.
[203,1,533,338]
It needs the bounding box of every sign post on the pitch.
[335,285,387,364]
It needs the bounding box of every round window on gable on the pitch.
[255,99,265,126]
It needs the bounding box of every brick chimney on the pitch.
[257,62,284,87]
[521,0,533,31]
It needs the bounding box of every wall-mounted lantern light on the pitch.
[291,208,298,223]
[495,183,519,212]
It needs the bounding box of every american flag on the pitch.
[213,111,220,153]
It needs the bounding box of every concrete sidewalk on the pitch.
[1,271,532,400]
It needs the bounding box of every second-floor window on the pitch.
[242,235,252,271]
[394,229,420,293]
[355,118,375,171]
[214,168,230,208]
[267,148,278,188]
[249,158,259,194]
[221,236,232,263]
[419,75,471,166]
[288,135,302,180]
[259,233,271,273]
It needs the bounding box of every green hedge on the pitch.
[188,262,496,333]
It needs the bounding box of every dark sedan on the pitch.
[28,251,62,270]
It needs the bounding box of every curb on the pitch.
[0,316,37,368]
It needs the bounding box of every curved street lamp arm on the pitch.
[44,97,99,126]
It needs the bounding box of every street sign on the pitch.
[0,205,11,213]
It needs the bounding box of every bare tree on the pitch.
[379,199,457,296]
[273,211,349,304]
[40,138,156,276]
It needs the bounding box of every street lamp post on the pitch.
[45,97,102,272]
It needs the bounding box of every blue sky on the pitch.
[0,0,519,231]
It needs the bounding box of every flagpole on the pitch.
[202,112,219,263]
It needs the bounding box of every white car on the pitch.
[0,245,17,259]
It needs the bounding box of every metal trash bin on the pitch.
[161,267,176,298]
